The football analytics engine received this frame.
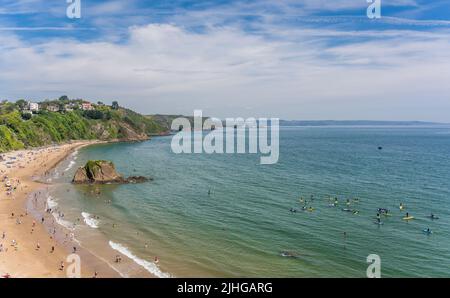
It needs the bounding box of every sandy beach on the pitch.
[0,141,104,278]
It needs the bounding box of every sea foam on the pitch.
[46,196,76,230]
[82,212,99,229]
[46,195,58,209]
[108,241,171,278]
[64,160,76,172]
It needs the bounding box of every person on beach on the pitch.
[115,255,122,263]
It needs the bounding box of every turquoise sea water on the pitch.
[49,126,450,277]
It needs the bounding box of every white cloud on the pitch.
[1,23,450,122]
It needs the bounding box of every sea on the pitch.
[38,126,450,277]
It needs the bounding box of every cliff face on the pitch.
[73,160,150,184]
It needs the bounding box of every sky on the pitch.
[1,0,450,121]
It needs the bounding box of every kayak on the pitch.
[428,215,440,220]
[403,216,414,220]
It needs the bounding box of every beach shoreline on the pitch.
[0,140,121,278]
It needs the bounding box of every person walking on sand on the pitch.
[115,255,122,263]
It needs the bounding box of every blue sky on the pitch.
[1,0,450,121]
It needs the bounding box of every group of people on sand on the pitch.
[1,175,21,199]
[0,211,95,278]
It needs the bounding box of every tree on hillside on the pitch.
[59,95,69,101]
[21,112,32,120]
[15,99,28,110]
[112,101,119,110]
[57,101,65,111]
[83,110,105,120]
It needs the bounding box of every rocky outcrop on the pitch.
[72,160,151,184]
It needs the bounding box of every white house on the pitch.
[28,102,39,112]
[81,102,94,111]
